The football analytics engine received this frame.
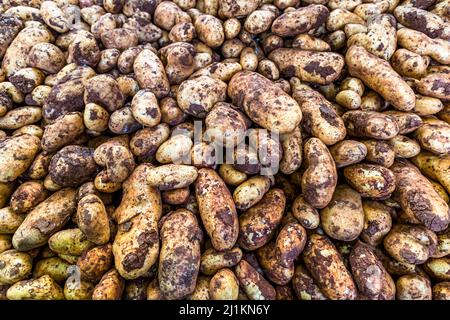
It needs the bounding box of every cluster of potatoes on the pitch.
[0,0,449,301]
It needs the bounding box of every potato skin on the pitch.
[48,228,93,257]
[343,111,399,140]
[349,241,396,300]
[238,189,285,251]
[92,269,125,300]
[113,164,162,279]
[346,45,415,111]
[270,48,344,85]
[320,185,364,241]
[391,160,450,232]
[195,168,238,251]
[271,5,329,37]
[234,260,276,300]
[233,175,272,211]
[158,209,202,300]
[0,250,32,284]
[41,112,84,153]
[148,164,198,190]
[414,118,450,155]
[228,71,302,134]
[77,244,114,283]
[6,275,64,300]
[396,274,432,300]
[200,247,242,276]
[344,164,396,199]
[77,194,110,246]
[330,140,367,168]
[10,181,47,214]
[0,134,40,183]
[134,49,170,99]
[292,265,327,300]
[301,138,337,209]
[209,268,239,300]
[361,200,393,246]
[33,257,71,284]
[12,188,77,251]
[302,234,358,300]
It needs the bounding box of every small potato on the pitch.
[414,118,450,155]
[240,47,258,71]
[200,247,242,276]
[361,200,393,246]
[160,42,196,85]
[416,72,450,101]
[414,95,443,116]
[48,228,93,256]
[326,8,365,31]
[391,49,429,79]
[6,275,64,300]
[195,14,224,48]
[389,135,420,159]
[160,97,187,126]
[292,265,327,300]
[346,45,415,111]
[108,106,140,135]
[292,34,330,51]
[234,260,276,300]
[279,127,302,175]
[303,234,357,300]
[130,124,170,159]
[0,106,41,130]
[0,15,23,60]
[27,42,65,74]
[0,235,12,254]
[169,22,195,42]
[223,18,241,39]
[156,134,192,164]
[33,257,71,284]
[384,224,437,264]
[238,188,285,251]
[228,71,302,134]
[396,274,432,300]
[124,278,150,301]
[40,1,69,33]
[130,89,161,128]
[77,244,114,283]
[301,138,337,209]
[329,140,367,168]
[320,185,364,241]
[147,164,198,190]
[218,164,247,187]
[159,209,202,300]
[350,241,395,300]
[291,195,320,229]
[64,276,94,300]
[344,164,396,199]
[97,48,120,73]
[117,47,142,74]
[134,49,170,99]
[0,134,40,183]
[177,75,227,118]
[293,88,346,145]
[84,75,125,113]
[113,164,162,279]
[412,152,450,194]
[362,140,395,167]
[384,111,423,135]
[10,181,47,214]
[343,110,399,140]
[272,5,329,37]
[26,152,52,181]
[196,168,238,251]
[12,125,43,138]
[77,194,110,245]
[209,268,239,300]
[92,269,125,300]
[233,175,272,211]
[270,48,344,85]
[424,258,450,281]
[12,188,77,251]
[41,112,84,153]
[162,187,190,205]
[0,250,32,284]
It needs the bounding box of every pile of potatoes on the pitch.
[0,0,449,301]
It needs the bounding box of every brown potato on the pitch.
[134,49,170,99]
[279,127,302,175]
[416,72,450,101]
[344,164,396,199]
[272,5,329,37]
[343,110,399,140]
[41,112,84,153]
[292,264,327,300]
[209,268,239,300]
[10,180,47,214]
[329,140,367,168]
[196,168,238,251]
[362,140,395,167]
[234,260,276,300]
[77,194,110,245]
[396,274,432,300]
[92,269,125,300]
[391,49,430,79]
[384,111,423,135]
[303,233,358,300]
[301,138,337,209]
[200,247,242,276]
[158,209,202,300]
[77,244,114,283]
[361,200,393,246]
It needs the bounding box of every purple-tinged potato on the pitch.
[396,274,432,300]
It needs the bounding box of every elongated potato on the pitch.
[271,5,329,37]
[12,188,77,251]
[6,275,64,300]
[92,269,125,300]
[343,111,399,140]
[133,49,170,99]
[233,175,272,211]
[301,138,337,209]
[344,164,396,199]
[148,164,198,190]
[159,209,202,300]
[77,194,110,245]
[292,265,327,300]
[235,260,276,300]
[0,250,32,284]
[346,45,415,111]
[113,164,162,279]
[303,234,358,300]
[200,247,242,276]
[33,257,71,284]
[195,168,238,251]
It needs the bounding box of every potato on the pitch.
[0,207,25,234]
[148,164,198,190]
[360,200,393,246]
[209,268,239,300]
[48,228,93,256]
[33,257,71,284]
[92,269,125,300]
[292,265,327,300]
[64,275,94,300]
[293,87,346,145]
[238,188,285,251]
[6,275,64,300]
[412,152,450,194]
[326,8,365,31]
[344,164,396,199]
[77,244,114,283]
[416,72,450,101]
[349,241,396,300]
[233,175,272,211]
[200,247,242,276]
[362,140,395,167]
[391,49,429,79]
[124,278,150,301]
[391,160,450,231]
[301,138,337,209]
[270,49,344,85]
[292,34,330,51]
[291,195,320,229]
[0,134,40,183]
[12,188,77,251]
[244,8,277,35]
[0,15,23,60]
[329,140,367,168]
[257,222,306,285]
[228,71,302,134]
[41,112,84,153]
[343,111,399,140]
[234,260,276,300]
[218,0,261,18]
[77,194,110,245]
[218,164,247,186]
[346,45,415,111]
[10,181,47,214]
[320,185,364,241]
[272,5,329,37]
[396,274,432,300]
[159,209,202,300]
[384,111,423,135]
[0,235,12,254]
[196,168,238,251]
[113,164,162,279]
[303,234,357,300]
[0,250,32,284]
[134,49,170,99]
